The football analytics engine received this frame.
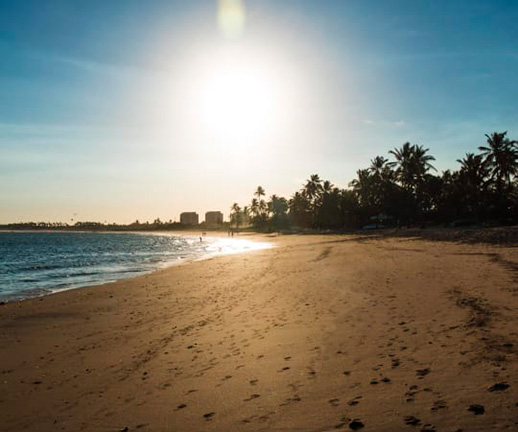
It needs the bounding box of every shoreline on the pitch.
[1,234,518,431]
[0,231,273,304]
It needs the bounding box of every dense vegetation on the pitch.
[230,132,518,231]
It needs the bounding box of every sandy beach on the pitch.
[1,233,518,431]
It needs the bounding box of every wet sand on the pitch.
[1,233,518,431]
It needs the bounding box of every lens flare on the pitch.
[217,0,246,39]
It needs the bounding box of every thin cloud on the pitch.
[362,119,407,127]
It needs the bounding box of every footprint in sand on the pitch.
[328,398,340,407]
[404,415,421,426]
[348,396,362,406]
[349,419,364,430]
[244,394,261,402]
[488,382,510,392]
[467,404,485,415]
[431,400,447,411]
[203,412,215,420]
[416,368,430,378]
[249,379,258,386]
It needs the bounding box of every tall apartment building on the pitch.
[205,211,224,225]
[180,212,199,225]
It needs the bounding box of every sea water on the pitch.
[0,231,269,302]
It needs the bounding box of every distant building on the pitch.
[180,212,199,225]
[205,211,224,225]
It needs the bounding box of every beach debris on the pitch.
[488,382,510,392]
[467,404,485,415]
[349,419,364,430]
[404,415,421,425]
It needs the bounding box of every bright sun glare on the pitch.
[198,65,277,139]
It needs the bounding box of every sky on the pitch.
[1,0,517,224]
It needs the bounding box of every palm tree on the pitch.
[322,180,334,194]
[478,131,518,193]
[368,156,390,177]
[388,142,415,190]
[456,153,489,218]
[268,195,289,230]
[412,145,436,178]
[318,185,342,229]
[304,174,323,202]
[389,143,436,191]
[388,143,436,222]
[457,153,489,190]
[254,186,265,203]
[289,191,311,228]
[349,169,376,209]
[230,203,242,230]
[242,205,250,227]
[250,198,259,219]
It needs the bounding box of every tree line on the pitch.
[230,131,518,231]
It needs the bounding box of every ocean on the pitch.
[0,231,269,302]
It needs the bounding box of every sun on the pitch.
[197,64,277,139]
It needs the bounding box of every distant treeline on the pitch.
[4,131,517,233]
[230,131,518,231]
[0,220,228,232]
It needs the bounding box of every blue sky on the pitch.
[1,0,517,223]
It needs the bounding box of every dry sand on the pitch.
[1,233,518,432]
